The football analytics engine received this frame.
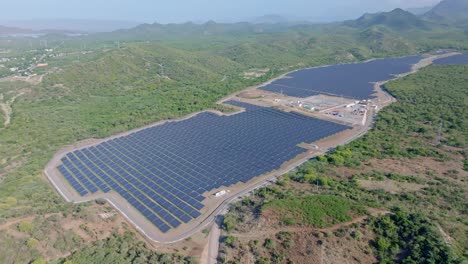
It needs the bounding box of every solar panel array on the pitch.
[56,101,351,233]
[260,56,422,100]
[433,54,468,65]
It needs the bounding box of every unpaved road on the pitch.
[0,213,59,231]
[200,217,222,264]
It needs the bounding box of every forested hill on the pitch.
[98,21,293,41]
[344,8,431,31]
[424,0,468,26]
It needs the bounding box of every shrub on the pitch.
[264,238,275,249]
[222,217,236,232]
[351,230,363,241]
[26,238,39,248]
[17,221,33,233]
[283,239,294,249]
[224,235,238,248]
[95,199,107,205]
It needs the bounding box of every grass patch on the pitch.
[262,195,366,228]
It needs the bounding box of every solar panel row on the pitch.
[57,165,88,196]
[433,54,468,65]
[260,56,422,99]
[57,101,351,232]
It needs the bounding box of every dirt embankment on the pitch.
[0,92,24,128]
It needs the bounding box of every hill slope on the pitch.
[424,0,468,26]
[345,8,430,31]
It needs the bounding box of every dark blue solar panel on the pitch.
[433,54,468,65]
[260,55,422,100]
[61,157,98,193]
[57,101,351,233]
[58,165,88,196]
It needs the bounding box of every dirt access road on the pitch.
[200,216,223,264]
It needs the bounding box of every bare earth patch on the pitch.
[358,179,426,194]
[339,155,466,184]
[0,91,26,128]
[243,68,270,79]
[220,222,377,264]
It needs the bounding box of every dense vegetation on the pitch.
[371,210,456,264]
[60,232,195,264]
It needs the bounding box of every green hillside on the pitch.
[345,8,430,31]
[424,0,468,26]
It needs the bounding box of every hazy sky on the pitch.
[1,0,441,23]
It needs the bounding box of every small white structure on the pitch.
[310,144,319,150]
[215,190,228,197]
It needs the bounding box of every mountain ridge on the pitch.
[0,25,33,34]
[344,8,430,31]
[423,0,468,26]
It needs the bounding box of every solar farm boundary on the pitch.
[255,52,460,100]
[263,51,459,84]
[42,56,423,243]
[43,101,353,243]
[45,132,348,244]
[43,51,459,244]
[253,55,416,96]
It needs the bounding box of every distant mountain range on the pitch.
[249,14,315,25]
[423,0,468,26]
[344,8,431,31]
[104,21,295,41]
[0,25,33,34]
[344,0,468,31]
[0,19,141,33]
[406,6,434,15]
[1,0,467,37]
[251,14,291,24]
